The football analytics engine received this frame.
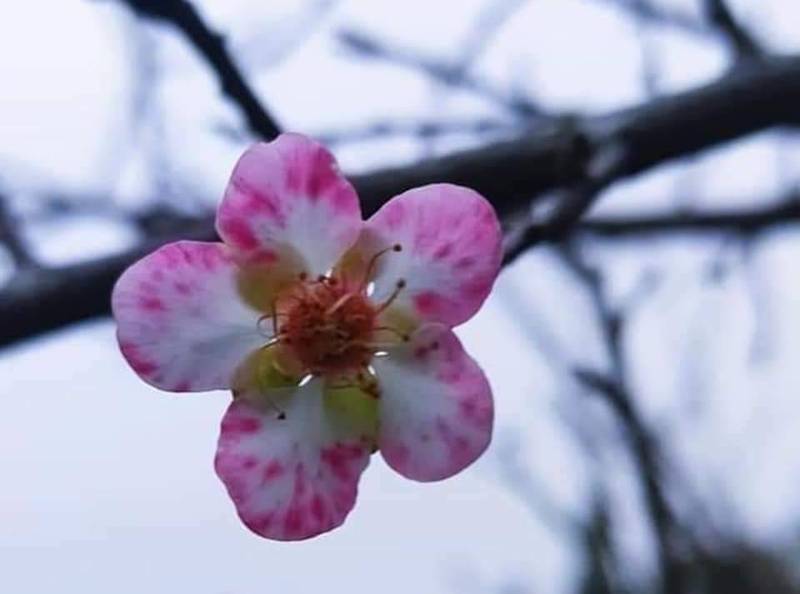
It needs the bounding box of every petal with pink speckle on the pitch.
[358,183,502,328]
[373,325,494,482]
[216,133,362,276]
[215,379,373,541]
[112,241,265,392]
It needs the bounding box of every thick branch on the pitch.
[121,0,281,139]
[3,56,800,347]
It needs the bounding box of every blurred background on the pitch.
[2,0,800,592]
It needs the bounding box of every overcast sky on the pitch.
[1,1,800,593]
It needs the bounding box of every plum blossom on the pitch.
[112,133,502,540]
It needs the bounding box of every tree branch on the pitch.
[579,199,800,237]
[337,29,544,118]
[314,118,515,145]
[594,0,709,37]
[563,245,690,593]
[0,195,35,269]
[120,0,281,139]
[3,55,800,347]
[703,0,764,60]
[504,199,800,265]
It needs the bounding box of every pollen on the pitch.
[278,278,378,375]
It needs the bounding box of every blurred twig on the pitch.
[562,244,690,593]
[337,28,545,118]
[503,197,800,264]
[458,0,529,68]
[0,195,35,269]
[314,118,516,145]
[120,0,281,139]
[595,0,708,37]
[703,0,764,60]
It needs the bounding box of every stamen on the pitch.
[258,338,280,351]
[263,396,287,420]
[375,279,406,314]
[257,315,274,338]
[360,243,403,291]
[360,343,400,351]
[326,293,357,316]
[373,325,410,342]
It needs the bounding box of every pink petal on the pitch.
[216,133,363,275]
[215,380,371,541]
[373,325,494,482]
[112,241,265,392]
[362,183,502,327]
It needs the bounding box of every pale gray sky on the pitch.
[1,1,800,592]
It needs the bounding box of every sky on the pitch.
[1,1,800,593]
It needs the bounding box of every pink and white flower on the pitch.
[112,133,502,540]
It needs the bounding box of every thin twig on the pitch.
[504,197,800,265]
[121,0,281,139]
[594,0,709,37]
[561,244,689,593]
[337,29,545,118]
[0,195,35,269]
[314,118,515,145]
[703,0,764,60]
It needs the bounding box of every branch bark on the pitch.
[2,56,800,347]
[504,199,800,265]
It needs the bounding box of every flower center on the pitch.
[265,244,408,378]
[280,278,377,375]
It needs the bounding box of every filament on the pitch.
[359,244,402,291]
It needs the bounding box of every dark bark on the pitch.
[3,48,800,347]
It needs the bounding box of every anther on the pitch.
[263,396,287,420]
[392,243,402,252]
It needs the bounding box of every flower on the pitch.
[112,133,502,540]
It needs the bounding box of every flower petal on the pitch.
[373,325,493,482]
[360,183,502,327]
[112,241,265,392]
[216,133,363,275]
[215,380,372,541]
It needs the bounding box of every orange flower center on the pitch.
[280,278,378,375]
